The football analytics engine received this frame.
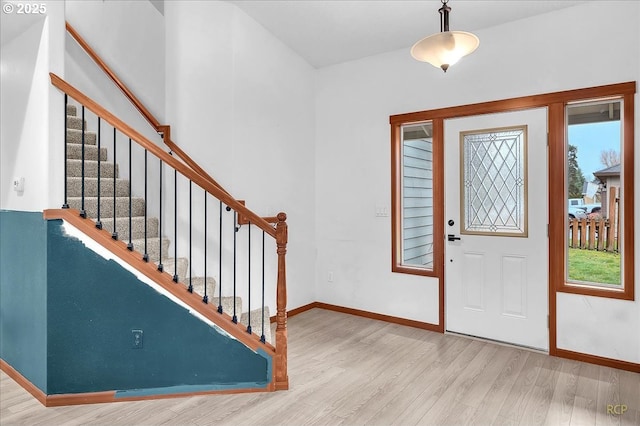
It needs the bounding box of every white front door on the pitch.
[444,109,548,351]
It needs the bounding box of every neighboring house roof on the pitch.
[593,164,620,178]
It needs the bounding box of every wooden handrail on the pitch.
[65,22,231,197]
[51,72,276,239]
[66,22,159,130]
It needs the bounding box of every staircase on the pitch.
[63,103,271,344]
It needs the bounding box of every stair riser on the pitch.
[67,197,146,218]
[67,116,87,131]
[98,217,159,241]
[67,160,118,179]
[67,144,107,161]
[67,129,97,145]
[67,177,130,198]
[67,105,77,116]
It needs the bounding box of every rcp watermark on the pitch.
[606,404,628,415]
[2,2,47,14]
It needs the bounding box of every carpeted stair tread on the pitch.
[240,307,272,344]
[67,196,146,218]
[67,159,118,179]
[218,296,243,319]
[130,237,170,262]
[67,116,87,131]
[67,129,97,145]
[67,105,77,116]
[67,143,107,161]
[157,257,188,283]
[66,177,129,198]
[98,216,159,241]
[186,276,217,297]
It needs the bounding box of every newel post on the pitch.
[274,212,289,390]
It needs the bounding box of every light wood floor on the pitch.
[1,308,638,425]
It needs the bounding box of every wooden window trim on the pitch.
[552,92,635,300]
[391,119,444,279]
[390,81,635,304]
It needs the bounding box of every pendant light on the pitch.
[411,0,479,72]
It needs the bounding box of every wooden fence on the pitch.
[568,218,617,252]
[569,186,620,252]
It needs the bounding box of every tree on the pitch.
[567,144,585,198]
[599,149,620,168]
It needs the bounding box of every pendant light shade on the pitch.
[411,0,479,72]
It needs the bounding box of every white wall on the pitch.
[65,0,165,129]
[165,1,316,313]
[315,1,640,363]
[1,1,64,211]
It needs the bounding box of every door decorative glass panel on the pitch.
[461,126,528,236]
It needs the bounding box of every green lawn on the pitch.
[567,248,621,285]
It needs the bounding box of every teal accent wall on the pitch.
[0,210,48,393]
[46,220,269,394]
[1,211,271,396]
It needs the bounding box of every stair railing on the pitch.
[52,72,289,390]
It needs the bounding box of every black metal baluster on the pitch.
[247,221,252,334]
[157,159,163,272]
[63,94,69,209]
[127,138,133,251]
[203,192,208,304]
[173,169,178,282]
[143,150,149,262]
[188,181,193,293]
[261,230,266,343]
[96,117,102,229]
[218,201,223,313]
[79,106,87,218]
[232,211,238,324]
[112,128,117,240]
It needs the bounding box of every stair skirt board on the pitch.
[0,359,274,408]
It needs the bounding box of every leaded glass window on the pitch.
[461,126,528,236]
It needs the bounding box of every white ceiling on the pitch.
[229,0,586,69]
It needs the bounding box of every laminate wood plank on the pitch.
[618,369,640,412]
[390,339,487,425]
[339,331,459,425]
[494,351,546,424]
[595,367,621,426]
[2,309,638,426]
[467,348,531,425]
[417,343,499,424]
[570,362,600,426]
[543,358,581,426]
[517,355,563,425]
[620,409,640,426]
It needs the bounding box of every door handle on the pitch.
[447,234,461,242]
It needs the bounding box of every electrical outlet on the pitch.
[132,329,143,349]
